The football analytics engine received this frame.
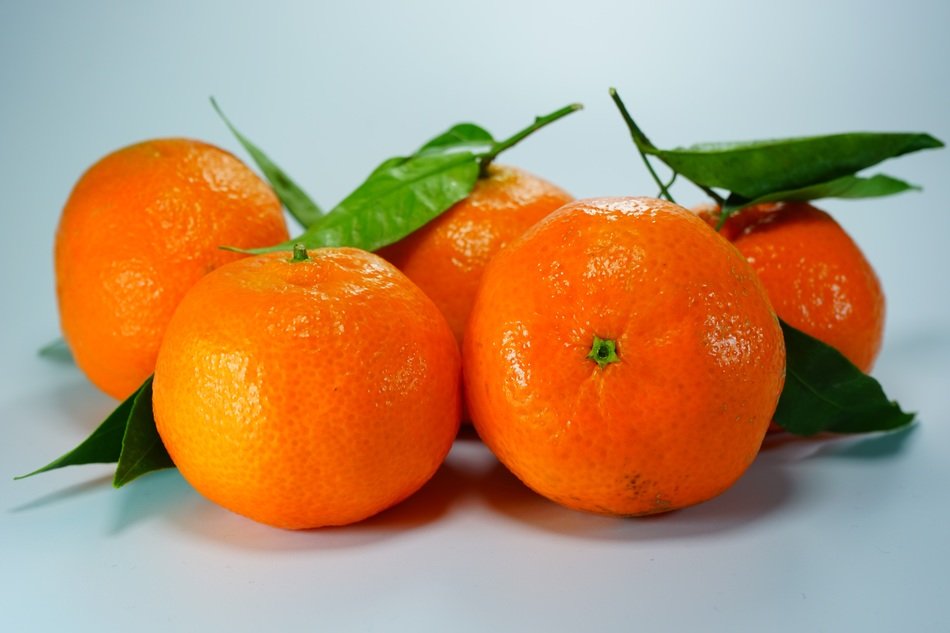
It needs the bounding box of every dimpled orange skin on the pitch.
[55,138,289,400]
[152,248,461,529]
[464,197,786,516]
[378,164,573,345]
[701,201,885,373]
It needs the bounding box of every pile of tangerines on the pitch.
[41,99,924,530]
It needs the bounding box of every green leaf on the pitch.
[16,377,175,486]
[644,131,942,201]
[113,376,174,487]
[369,155,411,176]
[243,151,480,254]
[722,173,921,217]
[357,123,493,178]
[774,320,915,436]
[415,123,495,155]
[38,337,72,362]
[211,98,323,228]
[223,102,580,255]
[15,383,134,479]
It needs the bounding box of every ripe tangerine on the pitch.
[464,197,786,516]
[55,138,289,399]
[700,201,885,373]
[378,164,572,345]
[152,246,461,529]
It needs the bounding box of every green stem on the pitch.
[290,243,309,262]
[609,88,676,204]
[478,103,583,177]
[661,172,678,198]
[700,185,726,207]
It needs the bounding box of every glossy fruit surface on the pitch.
[378,164,572,345]
[153,247,461,529]
[701,201,884,373]
[55,138,289,399]
[464,197,786,516]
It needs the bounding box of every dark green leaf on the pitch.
[723,173,921,217]
[775,320,915,435]
[38,337,72,362]
[15,376,175,486]
[211,98,323,228]
[15,383,134,479]
[243,151,480,254]
[639,130,942,200]
[415,123,495,155]
[113,376,174,487]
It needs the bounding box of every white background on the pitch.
[2,1,949,631]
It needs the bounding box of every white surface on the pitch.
[2,1,949,631]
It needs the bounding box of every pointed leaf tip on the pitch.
[775,320,915,436]
[210,98,323,228]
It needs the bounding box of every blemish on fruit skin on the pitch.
[626,473,643,493]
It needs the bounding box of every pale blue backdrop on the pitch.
[2,2,948,632]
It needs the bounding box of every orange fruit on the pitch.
[55,138,289,400]
[464,197,786,516]
[699,201,885,373]
[378,164,572,345]
[152,247,461,529]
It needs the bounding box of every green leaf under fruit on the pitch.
[113,377,174,487]
[775,320,915,436]
[211,98,324,228]
[16,377,174,485]
[16,383,134,479]
[645,132,942,201]
[722,173,920,218]
[241,151,480,254]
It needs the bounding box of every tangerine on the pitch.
[55,138,289,400]
[152,246,461,529]
[700,201,885,373]
[378,164,572,345]
[464,197,786,516]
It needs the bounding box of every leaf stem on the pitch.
[661,172,678,198]
[699,184,726,207]
[609,88,676,203]
[478,103,583,177]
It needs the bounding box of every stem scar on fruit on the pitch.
[587,335,620,369]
